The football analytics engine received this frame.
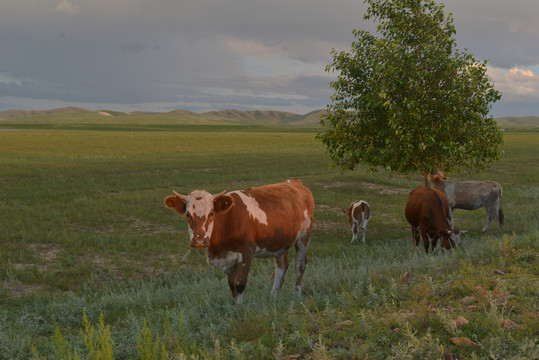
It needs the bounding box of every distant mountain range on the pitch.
[0,107,537,129]
[0,107,324,126]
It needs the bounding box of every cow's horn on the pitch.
[173,191,186,200]
[213,190,227,198]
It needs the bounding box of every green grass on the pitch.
[0,126,537,359]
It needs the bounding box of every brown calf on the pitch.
[164,179,314,304]
[342,200,371,243]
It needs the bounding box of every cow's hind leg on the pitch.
[294,235,310,294]
[420,227,430,253]
[411,226,421,249]
[361,218,369,243]
[482,205,496,233]
[351,221,358,243]
[272,252,289,295]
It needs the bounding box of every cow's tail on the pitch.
[499,203,504,227]
[498,190,504,227]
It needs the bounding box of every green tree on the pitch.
[318,0,503,180]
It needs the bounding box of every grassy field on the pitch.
[0,125,537,359]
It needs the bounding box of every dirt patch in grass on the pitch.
[315,180,410,195]
[315,181,351,189]
[360,181,410,194]
[13,243,62,271]
[121,216,178,234]
[313,220,343,233]
[3,243,62,298]
[3,282,44,298]
[317,204,345,215]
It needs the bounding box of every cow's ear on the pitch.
[342,208,347,214]
[214,194,234,214]
[164,196,186,215]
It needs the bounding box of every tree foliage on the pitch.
[318,0,503,177]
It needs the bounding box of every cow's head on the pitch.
[439,229,469,249]
[430,170,447,183]
[164,190,234,248]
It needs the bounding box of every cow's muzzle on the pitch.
[190,236,210,249]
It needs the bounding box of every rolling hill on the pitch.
[0,107,537,129]
[0,107,324,127]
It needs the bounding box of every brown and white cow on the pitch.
[342,200,371,243]
[405,187,468,253]
[428,171,504,232]
[164,179,314,304]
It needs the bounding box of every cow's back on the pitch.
[213,179,314,250]
[431,178,502,209]
[405,187,448,226]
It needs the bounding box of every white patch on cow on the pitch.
[186,190,213,217]
[295,237,307,278]
[235,292,244,305]
[255,246,287,257]
[296,209,311,240]
[202,220,214,240]
[184,190,216,240]
[207,251,243,274]
[450,232,461,246]
[231,191,268,225]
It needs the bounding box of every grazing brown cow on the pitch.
[428,171,504,232]
[405,187,468,253]
[164,179,314,304]
[342,200,371,243]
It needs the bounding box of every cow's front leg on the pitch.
[420,227,430,253]
[227,272,238,299]
[430,236,439,251]
[229,254,252,305]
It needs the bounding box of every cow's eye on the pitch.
[186,212,191,219]
[209,210,215,218]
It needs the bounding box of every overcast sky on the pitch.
[1,0,538,117]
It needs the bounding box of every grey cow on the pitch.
[428,171,504,232]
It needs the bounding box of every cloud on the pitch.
[489,67,539,102]
[1,0,538,116]
[54,0,78,15]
